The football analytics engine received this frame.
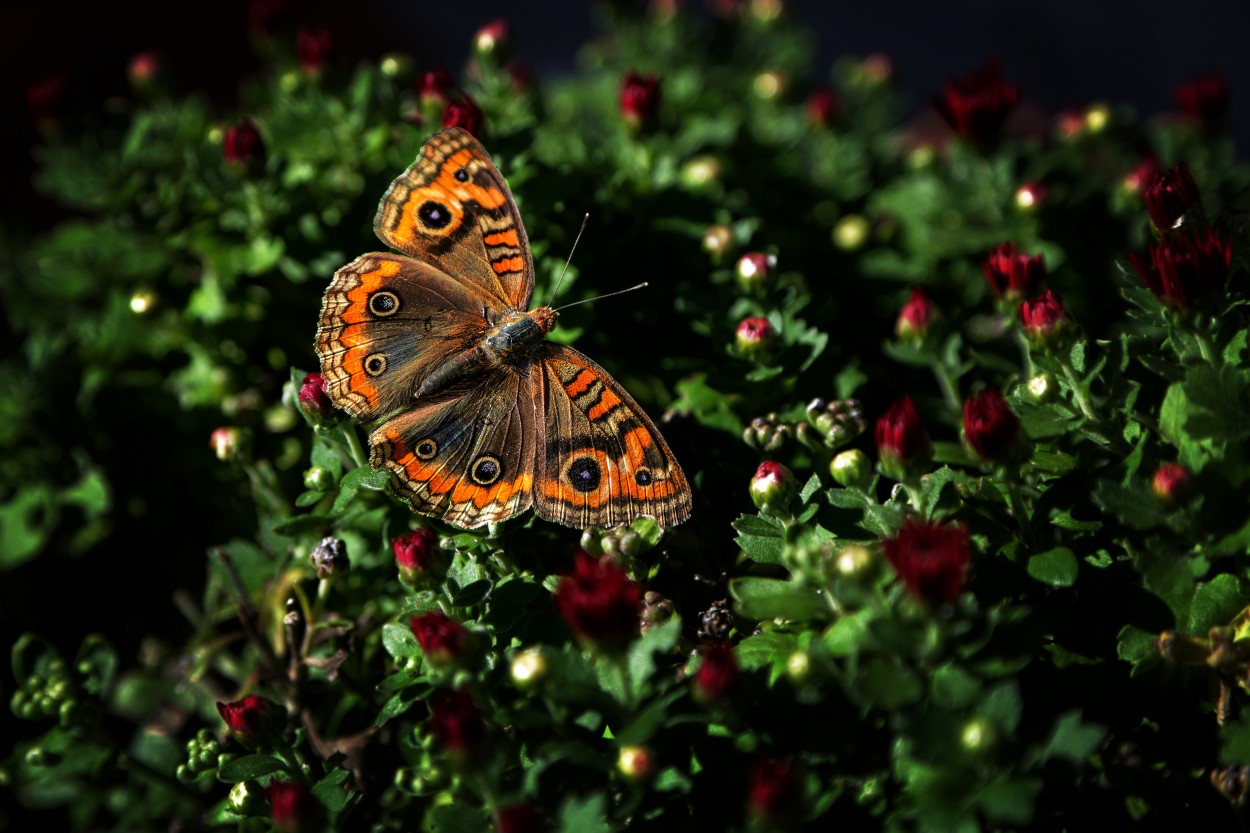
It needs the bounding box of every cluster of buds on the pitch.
[580,523,651,560]
[982,243,1075,352]
[803,397,866,450]
[742,412,792,452]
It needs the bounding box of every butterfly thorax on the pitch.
[415,306,558,399]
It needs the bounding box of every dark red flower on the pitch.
[895,287,940,343]
[495,803,546,833]
[266,780,316,833]
[411,611,469,669]
[963,389,1023,464]
[474,18,511,60]
[419,69,454,105]
[1128,229,1231,310]
[297,372,332,418]
[296,26,333,72]
[933,60,1020,145]
[875,396,932,478]
[1018,289,1070,350]
[694,641,740,705]
[553,551,642,652]
[428,688,486,759]
[127,52,161,91]
[805,87,841,126]
[1144,162,1202,232]
[1175,71,1229,126]
[1123,158,1161,194]
[216,695,285,746]
[736,316,776,358]
[748,758,803,826]
[621,72,662,129]
[223,118,265,167]
[392,527,445,587]
[982,243,1045,301]
[1152,463,1193,506]
[883,517,971,605]
[442,94,484,136]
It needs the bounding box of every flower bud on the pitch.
[983,243,1044,302]
[1175,71,1229,127]
[419,69,453,107]
[510,647,549,691]
[303,466,333,491]
[309,535,349,579]
[129,288,157,314]
[1152,463,1193,507]
[743,413,792,452]
[693,641,740,705]
[749,461,795,515]
[752,70,787,100]
[962,389,1024,465]
[296,26,333,74]
[960,717,1001,756]
[428,688,487,763]
[834,544,879,584]
[392,527,447,589]
[640,590,675,634]
[895,287,940,344]
[874,396,931,480]
[216,695,286,748]
[735,252,777,294]
[266,780,319,833]
[1018,289,1072,351]
[473,18,511,63]
[697,598,735,641]
[223,118,264,168]
[1128,229,1231,310]
[805,397,866,449]
[410,612,470,670]
[1014,181,1046,213]
[681,155,722,189]
[883,518,971,605]
[702,224,734,261]
[829,449,871,488]
[933,60,1020,147]
[805,87,840,127]
[832,214,870,251]
[620,72,661,131]
[1027,372,1055,402]
[735,316,776,359]
[227,780,267,816]
[553,551,642,654]
[748,758,803,827]
[297,372,334,423]
[494,803,546,833]
[210,427,246,462]
[127,52,161,94]
[617,745,656,783]
[1144,162,1202,233]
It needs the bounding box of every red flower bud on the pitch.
[210,427,246,461]
[1128,229,1231,310]
[620,72,662,129]
[617,745,656,782]
[1014,180,1047,213]
[982,243,1044,301]
[428,688,486,760]
[223,118,265,167]
[127,52,161,92]
[693,641,740,705]
[553,551,642,653]
[963,389,1024,464]
[1018,288,1071,351]
[933,60,1020,146]
[442,94,484,136]
[805,87,841,127]
[419,69,454,105]
[392,527,446,588]
[1144,162,1202,233]
[474,18,511,61]
[297,372,333,420]
[296,26,333,73]
[735,316,776,358]
[895,287,940,343]
[883,517,971,605]
[749,461,795,515]
[1175,71,1229,126]
[748,758,803,827]
[216,695,286,747]
[1152,463,1193,507]
[735,252,776,293]
[410,611,469,669]
[875,396,932,479]
[494,803,546,833]
[265,780,318,833]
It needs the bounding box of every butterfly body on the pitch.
[315,129,691,530]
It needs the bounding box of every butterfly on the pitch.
[315,128,692,530]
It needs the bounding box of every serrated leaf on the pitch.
[824,609,874,656]
[736,631,798,670]
[556,792,609,833]
[312,768,352,812]
[730,577,831,623]
[332,466,391,512]
[977,775,1041,824]
[732,513,785,564]
[799,473,822,504]
[980,681,1022,733]
[217,754,285,783]
[1027,547,1079,587]
[627,617,682,701]
[1187,573,1245,634]
[857,657,921,708]
[1038,710,1105,765]
[430,802,489,833]
[931,664,982,708]
[1221,716,1250,765]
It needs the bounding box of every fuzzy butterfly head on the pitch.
[315,129,691,530]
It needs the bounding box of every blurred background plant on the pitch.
[2,1,1250,831]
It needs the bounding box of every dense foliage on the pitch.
[4,4,1250,831]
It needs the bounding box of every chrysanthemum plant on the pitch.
[4,5,1250,831]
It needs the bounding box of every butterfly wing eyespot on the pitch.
[535,346,692,528]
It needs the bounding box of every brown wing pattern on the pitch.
[533,345,691,528]
[374,128,534,310]
[368,368,541,528]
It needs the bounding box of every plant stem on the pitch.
[339,424,368,469]
[930,359,960,414]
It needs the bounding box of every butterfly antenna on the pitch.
[549,213,591,303]
[553,282,649,313]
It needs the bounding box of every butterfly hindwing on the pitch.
[374,128,534,311]
[533,345,691,528]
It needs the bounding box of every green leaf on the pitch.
[485,579,545,632]
[1027,547,1079,587]
[799,473,822,504]
[381,623,420,661]
[977,774,1042,824]
[556,792,609,833]
[332,466,391,512]
[824,609,874,657]
[857,658,922,709]
[730,577,831,623]
[736,631,798,670]
[1187,573,1245,634]
[980,681,1022,734]
[452,579,494,607]
[0,486,55,570]
[627,618,682,700]
[429,802,489,833]
[217,754,285,783]
[1037,710,1105,765]
[312,768,353,812]
[1221,716,1250,765]
[732,513,785,564]
[930,664,982,708]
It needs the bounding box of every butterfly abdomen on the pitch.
[414,307,557,399]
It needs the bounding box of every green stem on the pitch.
[339,424,368,469]
[929,359,960,414]
[1003,477,1032,549]
[1193,330,1217,365]
[1057,356,1097,422]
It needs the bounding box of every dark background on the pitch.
[3,0,1248,168]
